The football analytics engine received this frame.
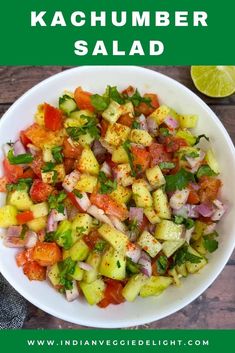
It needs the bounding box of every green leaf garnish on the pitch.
[196,165,217,178]
[156,255,168,275]
[66,115,100,140]
[7,149,33,165]
[159,161,175,170]
[165,168,195,192]
[98,171,117,194]
[51,146,64,164]
[203,231,219,253]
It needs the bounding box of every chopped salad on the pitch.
[0,85,226,307]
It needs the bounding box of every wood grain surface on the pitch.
[0,66,234,329]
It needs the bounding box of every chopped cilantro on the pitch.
[203,231,219,253]
[48,191,67,214]
[182,151,200,160]
[173,215,184,224]
[76,226,86,235]
[44,231,55,242]
[159,127,171,137]
[73,190,83,198]
[156,255,168,275]
[94,240,106,252]
[165,168,195,192]
[122,140,136,177]
[172,244,202,267]
[6,178,33,192]
[91,94,109,111]
[7,149,33,165]
[196,165,217,178]
[173,215,195,229]
[104,86,125,105]
[66,115,100,140]
[58,257,76,290]
[126,257,140,274]
[20,224,28,240]
[51,146,64,164]
[131,121,141,129]
[126,89,151,107]
[42,162,56,172]
[159,161,175,170]
[128,219,138,232]
[98,171,117,194]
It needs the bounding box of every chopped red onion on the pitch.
[211,200,227,221]
[186,150,205,170]
[136,114,148,131]
[65,281,79,302]
[189,182,200,191]
[188,205,199,218]
[75,192,91,211]
[78,262,93,271]
[100,161,112,177]
[164,116,179,129]
[92,140,108,164]
[25,231,38,248]
[13,140,26,156]
[139,257,152,277]
[184,227,194,244]
[129,207,143,227]
[196,203,214,218]
[54,208,68,222]
[109,215,127,232]
[68,206,79,221]
[99,138,115,154]
[126,243,141,263]
[173,204,199,219]
[7,225,22,237]
[146,116,158,136]
[2,143,12,156]
[47,210,58,232]
[148,223,156,234]
[4,236,25,248]
[139,250,151,262]
[170,189,190,210]
[87,205,113,226]
[27,143,40,156]
[62,170,80,193]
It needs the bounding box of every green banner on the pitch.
[0,329,233,353]
[0,0,234,65]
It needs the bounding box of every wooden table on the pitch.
[0,66,234,329]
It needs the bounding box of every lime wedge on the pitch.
[191,66,235,98]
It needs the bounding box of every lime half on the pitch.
[191,66,235,98]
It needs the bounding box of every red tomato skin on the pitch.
[30,179,53,203]
[83,230,101,250]
[44,103,63,131]
[0,176,8,192]
[32,242,62,267]
[90,193,128,221]
[16,211,34,224]
[74,87,95,112]
[3,158,24,183]
[20,130,32,146]
[23,261,46,281]
[98,279,125,308]
[30,154,44,178]
[117,114,134,127]
[149,143,172,167]
[63,138,83,159]
[67,192,85,212]
[100,119,109,137]
[131,146,150,171]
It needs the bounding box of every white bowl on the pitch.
[0,66,234,328]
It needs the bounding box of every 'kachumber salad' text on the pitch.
[0,85,226,307]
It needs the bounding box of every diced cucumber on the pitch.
[104,123,130,147]
[77,147,99,175]
[176,263,188,277]
[132,179,153,208]
[146,165,166,188]
[27,216,47,232]
[130,129,153,147]
[59,95,77,115]
[42,147,54,163]
[71,264,84,281]
[149,105,171,125]
[72,213,93,241]
[47,263,60,287]
[122,274,148,302]
[205,149,220,174]
[191,221,207,241]
[162,239,185,257]
[192,237,207,255]
[155,220,183,241]
[30,202,49,218]
[110,184,132,205]
[179,115,198,128]
[80,279,105,305]
[98,224,129,251]
[102,100,122,124]
[176,130,197,146]
[83,252,102,284]
[112,146,129,164]
[99,247,126,280]
[55,220,73,249]
[144,207,161,224]
[139,276,173,297]
[185,246,207,273]
[69,238,90,261]
[8,190,33,211]
[0,205,18,228]
[152,188,171,219]
[168,268,181,286]
[137,231,162,258]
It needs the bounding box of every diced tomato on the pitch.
[74,87,95,112]
[105,157,118,170]
[149,143,172,167]
[122,85,135,96]
[139,215,149,232]
[83,230,100,250]
[164,136,188,153]
[30,179,53,203]
[21,168,36,179]
[187,189,200,204]
[100,119,109,137]
[90,193,128,221]
[135,93,159,116]
[16,248,34,267]
[199,176,222,202]
[20,130,31,146]
[64,158,75,174]
[44,103,63,131]
[63,138,83,159]
[98,279,125,308]
[131,146,150,172]
[16,211,34,224]
[117,113,134,127]
[23,261,46,281]
[32,242,62,267]
[24,123,63,148]
[30,154,44,178]
[0,176,8,192]
[3,158,23,183]
[67,192,85,212]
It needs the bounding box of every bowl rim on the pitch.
[0,65,234,328]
